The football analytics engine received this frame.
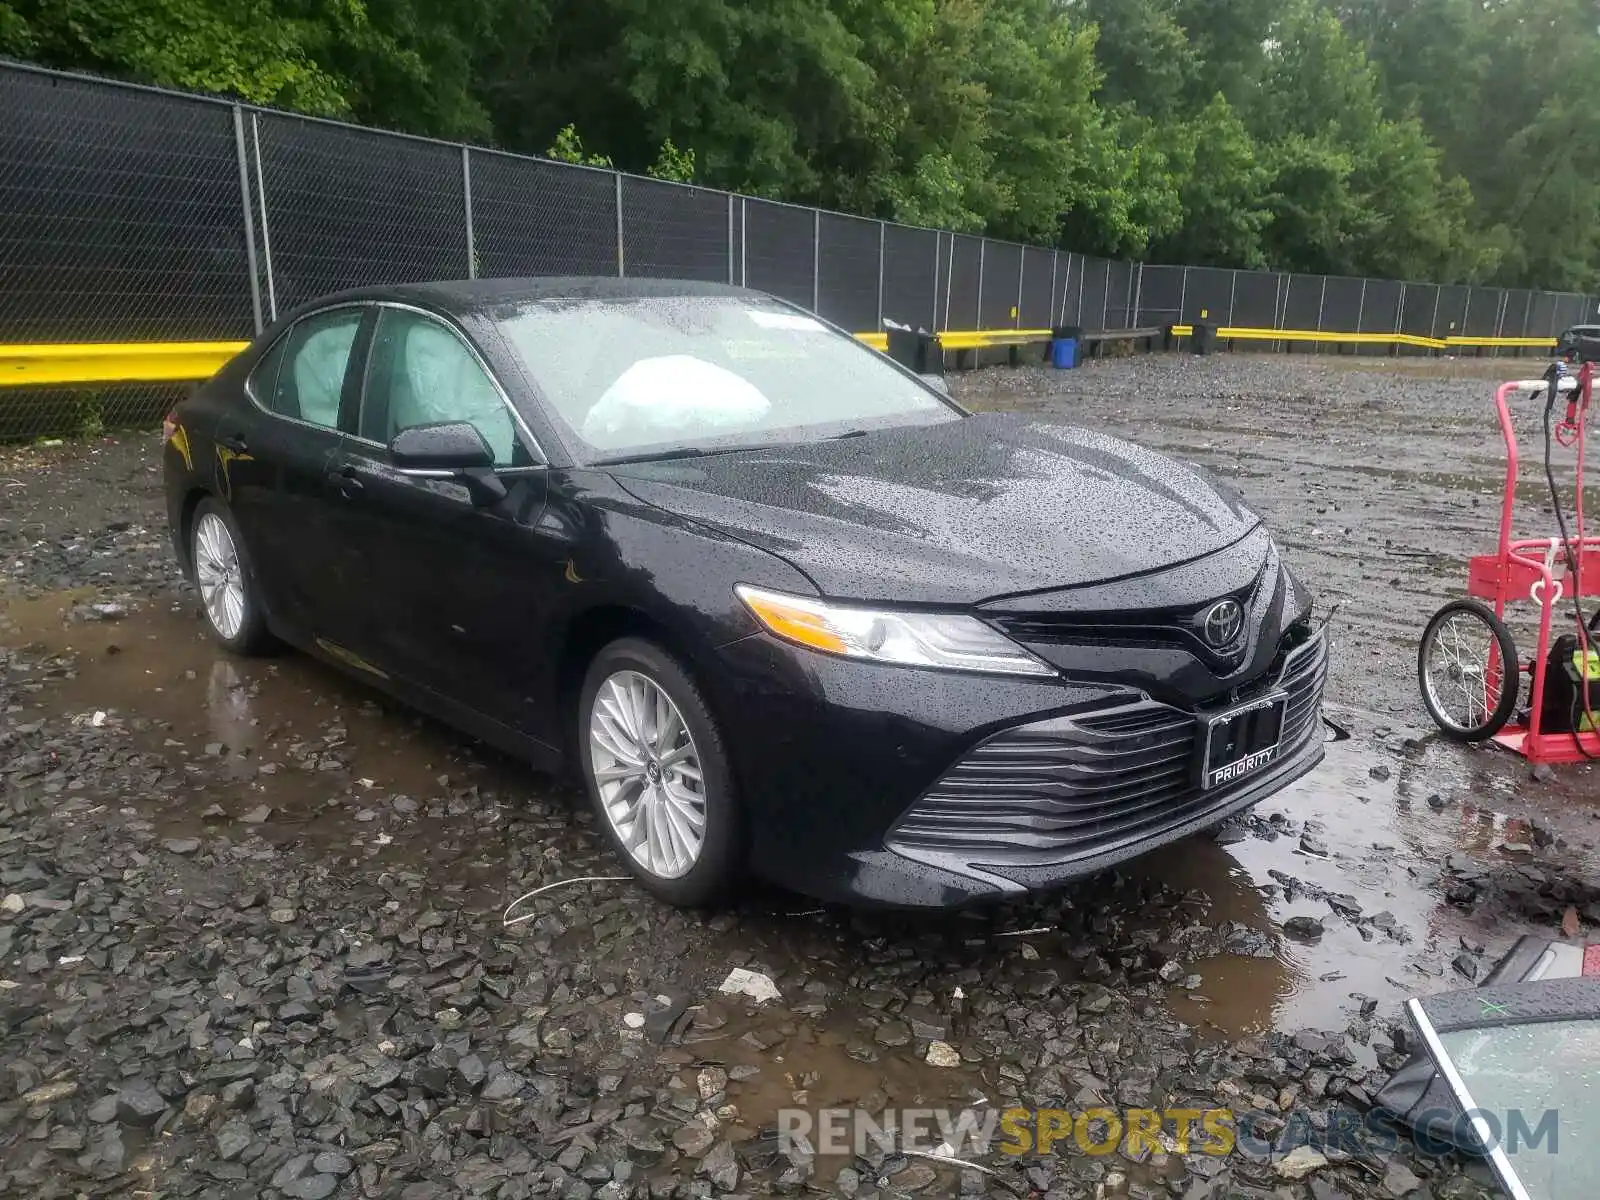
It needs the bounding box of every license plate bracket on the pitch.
[1199,691,1288,790]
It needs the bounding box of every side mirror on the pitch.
[389,421,495,470]
[920,373,950,396]
[389,421,506,506]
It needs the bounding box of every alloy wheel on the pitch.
[194,511,246,641]
[587,669,707,879]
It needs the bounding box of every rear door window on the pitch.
[260,309,364,430]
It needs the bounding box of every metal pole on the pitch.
[876,221,886,327]
[250,113,277,322]
[1015,248,1025,328]
[461,147,477,279]
[1396,283,1406,338]
[1177,267,1189,326]
[930,231,940,329]
[1430,286,1442,340]
[811,209,820,313]
[934,233,947,331]
[1355,278,1367,334]
[1521,290,1534,339]
[1460,289,1472,338]
[1316,276,1327,332]
[1100,261,1110,331]
[1227,270,1238,326]
[727,195,735,285]
[1130,264,1143,328]
[232,106,264,335]
[740,198,747,287]
[1077,257,1085,327]
[1048,251,1058,329]
[976,240,986,329]
[1494,289,1508,338]
[614,174,625,277]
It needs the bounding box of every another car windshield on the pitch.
[490,294,959,462]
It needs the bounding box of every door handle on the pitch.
[217,430,248,453]
[333,464,364,498]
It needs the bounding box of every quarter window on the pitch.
[361,309,519,467]
[260,309,363,430]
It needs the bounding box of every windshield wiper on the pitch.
[590,443,782,467]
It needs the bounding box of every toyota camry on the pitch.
[163,278,1326,907]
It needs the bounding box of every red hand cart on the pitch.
[1418,362,1600,763]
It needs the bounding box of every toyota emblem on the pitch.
[1202,599,1244,649]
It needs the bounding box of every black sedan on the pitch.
[163,278,1326,908]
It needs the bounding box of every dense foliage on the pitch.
[3,0,1597,289]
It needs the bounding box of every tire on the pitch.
[578,637,742,906]
[189,497,274,655]
[1418,599,1519,741]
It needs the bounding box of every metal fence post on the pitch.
[1227,270,1238,326]
[1355,278,1367,333]
[231,106,264,335]
[876,221,886,327]
[930,231,941,329]
[975,239,986,329]
[934,233,947,331]
[1100,261,1110,331]
[1015,247,1025,328]
[812,209,820,313]
[1177,267,1189,326]
[1315,277,1327,332]
[461,147,477,279]
[1460,289,1472,338]
[1130,264,1143,328]
[1494,289,1508,338]
[1521,291,1534,339]
[1395,283,1406,337]
[1048,251,1058,329]
[727,195,735,285]
[614,174,625,277]
[1430,287,1442,340]
[249,113,277,322]
[1077,259,1085,328]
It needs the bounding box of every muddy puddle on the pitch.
[1,591,613,908]
[4,586,1594,1052]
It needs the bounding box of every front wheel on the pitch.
[1418,599,1519,741]
[578,638,742,906]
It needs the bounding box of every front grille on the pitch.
[988,570,1267,662]
[889,631,1327,863]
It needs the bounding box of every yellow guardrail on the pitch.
[0,341,249,387]
[0,326,1565,388]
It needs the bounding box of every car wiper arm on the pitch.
[590,443,782,467]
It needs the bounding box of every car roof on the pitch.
[292,276,759,321]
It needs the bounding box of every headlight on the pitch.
[734,585,1054,677]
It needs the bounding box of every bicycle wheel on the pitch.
[1418,599,1519,741]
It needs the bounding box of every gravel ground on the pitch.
[4,353,1598,1200]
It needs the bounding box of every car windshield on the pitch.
[1435,1019,1600,1199]
[490,294,960,463]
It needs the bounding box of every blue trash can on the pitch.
[1050,336,1079,369]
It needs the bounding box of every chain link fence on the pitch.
[1,58,1597,439]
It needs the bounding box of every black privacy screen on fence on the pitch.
[620,177,728,283]
[472,151,617,279]
[254,114,469,314]
[0,68,255,342]
[816,213,880,332]
[0,59,1595,394]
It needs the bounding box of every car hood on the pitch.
[605,411,1260,605]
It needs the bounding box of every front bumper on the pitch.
[713,627,1327,908]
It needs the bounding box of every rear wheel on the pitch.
[190,497,274,655]
[1418,599,1518,741]
[578,638,742,906]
